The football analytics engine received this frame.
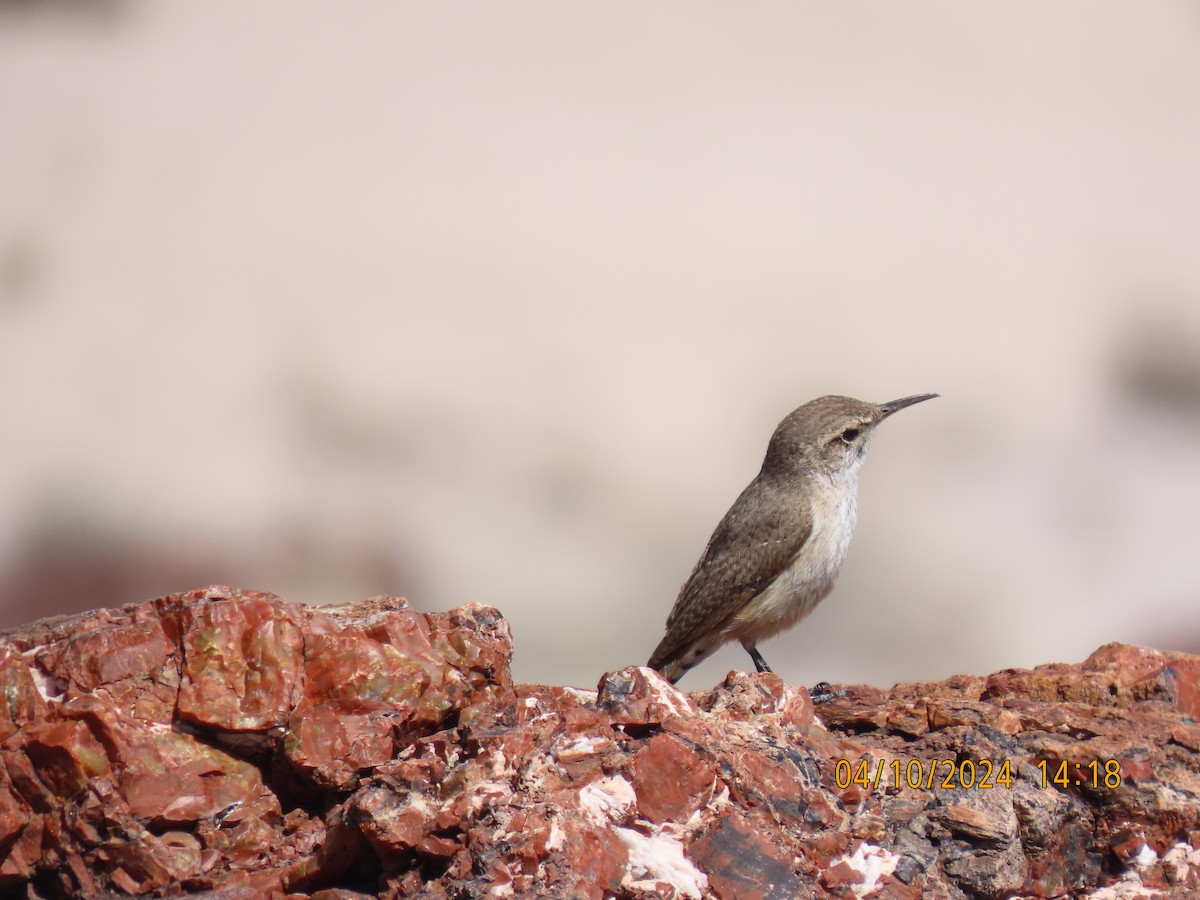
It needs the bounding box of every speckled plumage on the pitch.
[648,393,936,684]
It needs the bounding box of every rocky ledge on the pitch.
[1,587,1198,898]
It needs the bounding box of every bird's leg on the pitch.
[746,645,773,674]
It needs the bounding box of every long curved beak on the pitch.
[877,393,939,420]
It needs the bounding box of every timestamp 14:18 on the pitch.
[1037,759,1122,790]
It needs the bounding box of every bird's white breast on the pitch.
[727,456,864,643]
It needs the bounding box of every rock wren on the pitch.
[647,393,937,684]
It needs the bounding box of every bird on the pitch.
[647,393,937,684]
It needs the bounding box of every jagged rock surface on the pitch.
[0,587,1198,898]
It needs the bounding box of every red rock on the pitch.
[883,701,929,737]
[287,598,511,788]
[596,665,696,725]
[937,797,1017,843]
[2,588,1199,898]
[351,780,433,852]
[96,830,205,892]
[0,588,513,896]
[22,718,112,798]
[926,700,988,729]
[51,617,170,692]
[812,683,890,730]
[820,859,864,888]
[0,644,49,741]
[697,669,796,716]
[630,733,715,823]
[0,768,29,848]
[805,830,851,859]
[175,591,304,730]
[558,819,626,893]
[0,812,42,883]
[417,832,462,858]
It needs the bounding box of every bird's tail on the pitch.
[647,632,712,685]
[646,649,686,685]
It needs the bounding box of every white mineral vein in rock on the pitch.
[1086,870,1163,899]
[832,842,900,898]
[1161,842,1199,883]
[555,735,606,759]
[578,775,635,824]
[638,667,695,717]
[616,826,708,899]
[26,662,65,704]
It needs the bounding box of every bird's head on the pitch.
[762,393,938,478]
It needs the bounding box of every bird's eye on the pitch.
[840,428,860,444]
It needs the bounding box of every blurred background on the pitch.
[2,1,1199,689]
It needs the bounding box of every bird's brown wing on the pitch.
[648,478,813,671]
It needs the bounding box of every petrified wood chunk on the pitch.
[1,586,1198,898]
